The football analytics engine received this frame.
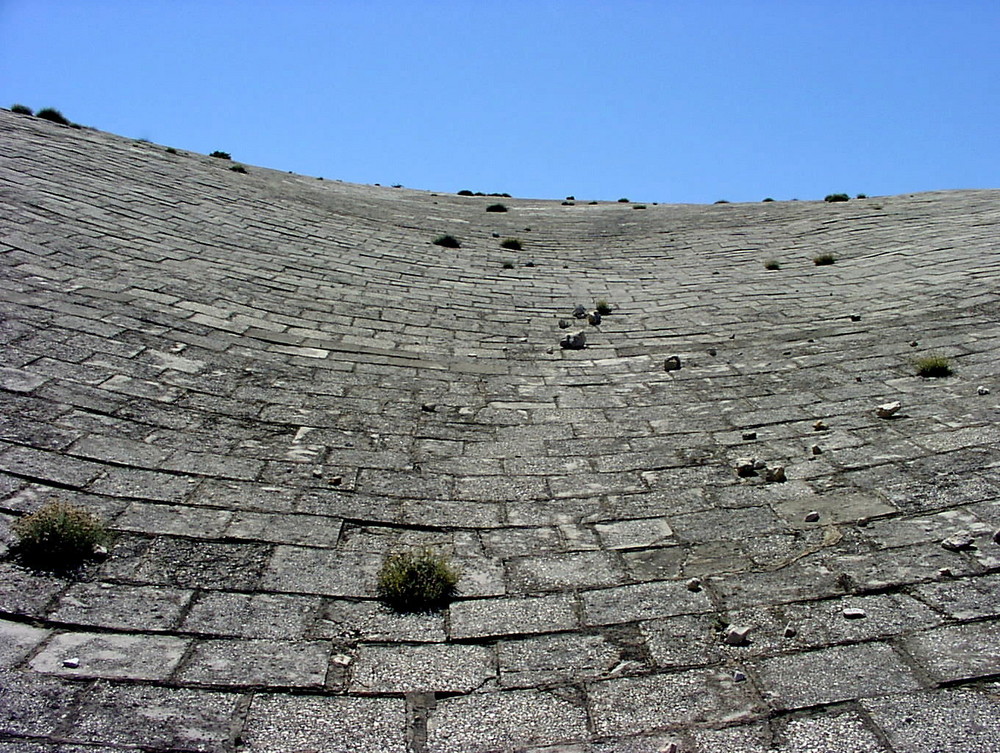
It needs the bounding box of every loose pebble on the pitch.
[876,401,901,418]
[843,608,867,619]
[560,332,587,350]
[783,623,797,638]
[742,431,757,441]
[686,577,702,592]
[724,625,752,646]
[765,465,786,483]
[733,670,747,682]
[63,658,80,669]
[811,444,822,455]
[804,511,820,523]
[978,386,990,395]
[941,532,976,552]
[664,355,682,372]
[813,420,827,431]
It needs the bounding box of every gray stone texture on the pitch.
[2,109,999,750]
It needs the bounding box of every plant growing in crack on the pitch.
[376,549,459,612]
[12,501,110,571]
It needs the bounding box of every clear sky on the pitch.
[2,1,997,204]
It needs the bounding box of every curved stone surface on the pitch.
[1,108,999,751]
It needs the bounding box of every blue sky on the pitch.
[2,1,997,204]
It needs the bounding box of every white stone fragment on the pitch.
[63,657,80,669]
[724,625,752,646]
[842,608,867,619]
[876,401,901,418]
[941,532,976,552]
[804,511,820,523]
[331,654,352,666]
[978,386,990,395]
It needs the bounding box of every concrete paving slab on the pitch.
[588,668,764,737]
[426,689,589,753]
[498,632,625,688]
[350,643,494,693]
[180,590,321,639]
[583,580,714,626]
[903,621,1000,683]
[176,638,330,688]
[861,686,1000,753]
[753,642,922,709]
[29,631,189,681]
[46,582,192,631]
[242,694,408,753]
[65,683,242,751]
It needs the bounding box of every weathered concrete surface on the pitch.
[1,108,999,751]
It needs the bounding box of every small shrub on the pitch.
[229,164,248,174]
[165,147,178,154]
[764,260,781,270]
[714,199,730,204]
[762,197,775,202]
[36,108,70,125]
[209,150,231,160]
[566,195,575,201]
[813,254,836,266]
[485,203,507,212]
[500,238,522,250]
[13,501,109,570]
[595,299,612,315]
[457,189,474,196]
[377,549,459,612]
[824,193,850,202]
[501,261,515,269]
[856,193,867,199]
[11,104,33,115]
[633,204,647,209]
[618,198,630,203]
[433,234,460,248]
[562,201,574,205]
[915,355,952,378]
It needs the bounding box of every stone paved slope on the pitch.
[1,108,999,752]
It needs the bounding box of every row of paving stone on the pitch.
[2,108,999,750]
